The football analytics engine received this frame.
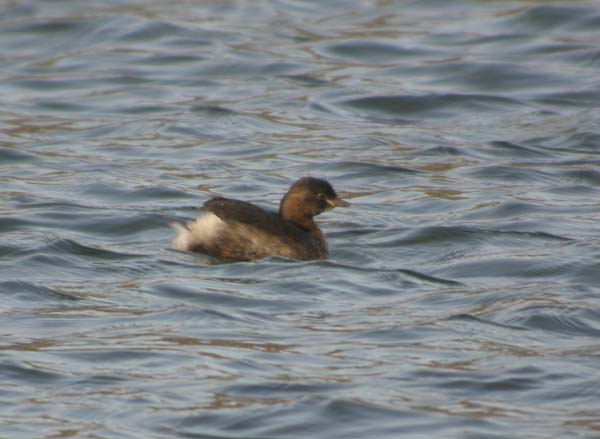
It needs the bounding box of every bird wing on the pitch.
[202,197,299,237]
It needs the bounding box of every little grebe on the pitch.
[171,177,349,261]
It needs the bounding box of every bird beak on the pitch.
[327,197,350,209]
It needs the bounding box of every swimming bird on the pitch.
[171,177,349,261]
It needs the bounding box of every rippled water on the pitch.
[2,0,600,438]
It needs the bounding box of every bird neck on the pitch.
[279,192,315,231]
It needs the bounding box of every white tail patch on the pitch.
[171,212,224,251]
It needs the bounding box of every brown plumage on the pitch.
[171,177,349,262]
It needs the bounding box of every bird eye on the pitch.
[317,193,325,200]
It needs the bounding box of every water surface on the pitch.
[1,1,600,438]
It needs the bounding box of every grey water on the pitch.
[1,0,600,438]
